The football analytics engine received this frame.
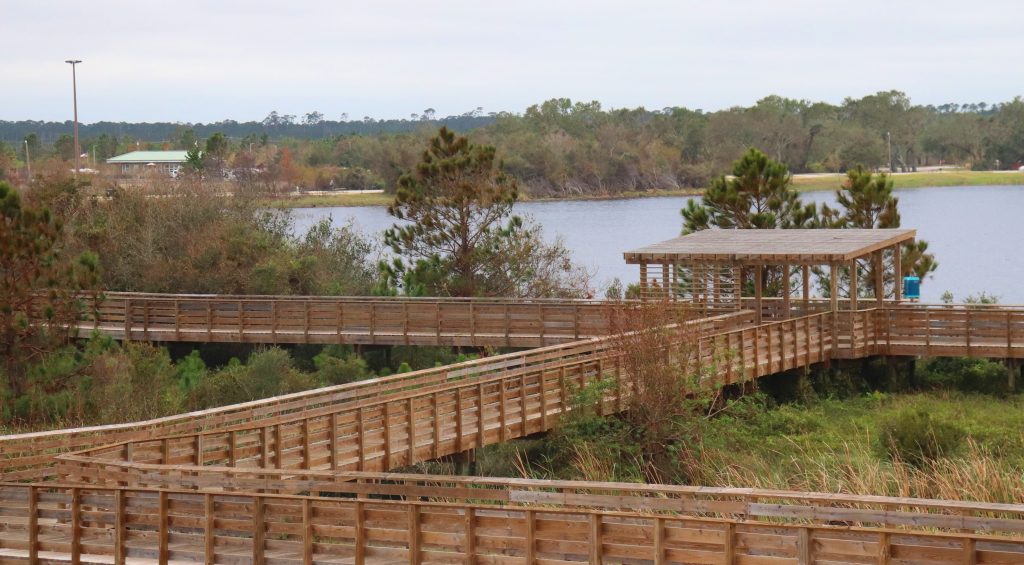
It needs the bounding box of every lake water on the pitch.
[291,185,1024,303]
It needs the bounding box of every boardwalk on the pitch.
[6,292,1024,562]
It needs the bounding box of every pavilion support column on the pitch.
[671,262,679,302]
[639,262,648,300]
[754,264,763,324]
[874,251,885,306]
[849,260,858,311]
[802,265,810,312]
[713,267,722,308]
[662,262,670,301]
[829,263,839,349]
[736,266,744,310]
[782,263,791,319]
[894,244,903,303]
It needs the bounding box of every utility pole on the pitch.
[24,139,31,182]
[65,59,82,176]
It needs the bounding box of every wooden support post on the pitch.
[356,408,365,471]
[228,430,237,466]
[653,517,664,565]
[782,263,791,318]
[408,505,421,565]
[204,493,215,565]
[301,418,311,469]
[797,527,812,565]
[894,244,903,303]
[754,264,763,324]
[525,510,535,565]
[713,267,722,308]
[195,433,204,466]
[464,507,476,565]
[174,300,181,341]
[407,397,417,465]
[70,487,81,564]
[830,263,839,354]
[477,384,486,449]
[382,402,391,469]
[874,250,885,306]
[354,500,366,565]
[724,522,735,565]
[499,381,508,442]
[589,514,602,565]
[519,373,529,435]
[639,261,649,300]
[849,260,859,310]
[302,499,313,565]
[539,371,549,431]
[28,486,38,565]
[252,496,265,565]
[123,298,132,341]
[114,489,125,565]
[274,424,283,468]
[661,262,670,300]
[802,265,810,311]
[329,412,338,471]
[432,393,440,458]
[963,537,976,565]
[1008,359,1018,392]
[455,388,465,453]
[878,531,890,565]
[158,491,168,565]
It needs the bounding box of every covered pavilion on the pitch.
[624,228,916,321]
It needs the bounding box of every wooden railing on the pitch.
[1,311,757,481]
[77,292,675,347]
[2,482,1023,565]
[10,302,1024,563]
[54,312,830,482]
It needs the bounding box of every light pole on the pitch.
[886,131,892,173]
[65,59,82,175]
[24,139,31,182]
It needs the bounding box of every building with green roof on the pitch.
[107,150,189,177]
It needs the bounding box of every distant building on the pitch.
[107,150,188,177]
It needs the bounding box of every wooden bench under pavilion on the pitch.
[624,228,916,321]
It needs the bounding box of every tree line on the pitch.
[2,91,1023,196]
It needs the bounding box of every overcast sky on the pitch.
[2,0,1021,123]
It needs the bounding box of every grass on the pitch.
[265,170,1024,208]
[265,192,393,208]
[477,390,1024,504]
[675,391,1024,502]
[791,170,1024,192]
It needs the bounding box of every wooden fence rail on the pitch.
[2,483,1024,565]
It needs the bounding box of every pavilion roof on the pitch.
[624,228,916,265]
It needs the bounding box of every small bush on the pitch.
[878,410,966,465]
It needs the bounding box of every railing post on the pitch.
[238,301,245,341]
[724,522,735,565]
[652,517,665,565]
[464,506,476,565]
[28,486,38,565]
[252,496,264,565]
[70,487,81,565]
[114,489,125,565]
[878,531,890,565]
[355,500,365,565]
[123,298,131,341]
[204,493,215,565]
[408,505,421,565]
[174,299,181,341]
[302,499,313,565]
[797,527,812,564]
[158,491,168,565]
[407,397,416,466]
[525,509,535,565]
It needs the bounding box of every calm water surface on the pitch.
[292,185,1024,303]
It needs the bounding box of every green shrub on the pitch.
[918,357,1009,395]
[878,409,966,465]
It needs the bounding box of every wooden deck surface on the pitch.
[6,294,1024,563]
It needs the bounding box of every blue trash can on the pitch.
[903,276,920,300]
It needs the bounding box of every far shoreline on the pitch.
[268,170,1024,209]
